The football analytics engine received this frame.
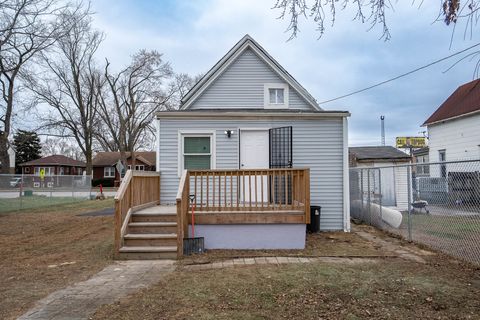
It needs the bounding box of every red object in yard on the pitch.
[99,184,103,194]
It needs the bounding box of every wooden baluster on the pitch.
[242,170,245,209]
[194,172,197,209]
[261,171,264,210]
[254,172,258,208]
[224,171,227,209]
[230,171,233,209]
[248,171,252,210]
[206,171,209,210]
[212,171,216,210]
[236,171,240,210]
[284,169,288,209]
[200,173,203,210]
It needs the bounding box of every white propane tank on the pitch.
[352,200,403,228]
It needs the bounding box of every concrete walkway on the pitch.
[18,260,175,320]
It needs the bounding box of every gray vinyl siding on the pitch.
[158,117,345,231]
[190,48,314,111]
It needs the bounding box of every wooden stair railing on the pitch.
[176,170,189,257]
[114,170,161,258]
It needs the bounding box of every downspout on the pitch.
[156,118,161,172]
[343,117,351,232]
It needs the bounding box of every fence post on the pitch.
[407,165,412,242]
[360,169,364,211]
[367,168,371,225]
[378,168,382,224]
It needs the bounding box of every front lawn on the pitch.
[93,258,480,319]
[0,195,93,213]
[0,199,114,320]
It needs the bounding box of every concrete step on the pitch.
[118,246,177,260]
[123,233,177,246]
[128,222,177,234]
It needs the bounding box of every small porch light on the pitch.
[224,130,234,138]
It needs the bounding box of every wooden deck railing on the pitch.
[175,168,310,256]
[114,170,161,256]
[187,168,310,218]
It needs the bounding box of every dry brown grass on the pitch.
[93,256,480,320]
[0,199,114,320]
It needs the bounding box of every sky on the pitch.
[90,0,480,147]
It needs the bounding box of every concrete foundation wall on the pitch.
[188,224,306,249]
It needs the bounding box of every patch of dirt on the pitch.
[0,199,114,320]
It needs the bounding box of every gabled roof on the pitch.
[349,146,411,161]
[92,152,156,167]
[423,78,480,125]
[180,34,321,111]
[19,155,86,167]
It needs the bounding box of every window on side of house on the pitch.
[34,167,53,176]
[264,83,289,108]
[439,150,446,178]
[104,166,115,178]
[182,136,212,171]
[135,165,145,171]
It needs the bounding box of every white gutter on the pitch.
[342,117,351,232]
[156,111,350,120]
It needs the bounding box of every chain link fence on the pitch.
[0,174,92,213]
[350,159,480,266]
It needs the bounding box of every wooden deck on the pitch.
[114,168,310,259]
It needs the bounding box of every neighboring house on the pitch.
[92,152,156,186]
[423,78,480,177]
[18,154,86,176]
[349,146,411,210]
[412,147,429,177]
[155,34,350,250]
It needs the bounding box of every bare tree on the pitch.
[26,7,102,174]
[0,0,72,173]
[273,1,480,40]
[95,50,177,170]
[43,136,84,160]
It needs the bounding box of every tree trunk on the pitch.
[0,134,10,174]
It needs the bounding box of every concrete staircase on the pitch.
[118,205,178,260]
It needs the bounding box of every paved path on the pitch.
[18,260,175,320]
[355,231,433,263]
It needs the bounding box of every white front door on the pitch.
[240,130,269,203]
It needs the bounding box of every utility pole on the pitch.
[380,115,385,146]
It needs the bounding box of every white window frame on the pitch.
[264,83,289,109]
[104,166,115,178]
[178,130,216,176]
[135,165,145,171]
[34,167,53,176]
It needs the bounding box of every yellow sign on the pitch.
[396,137,426,149]
[39,168,45,180]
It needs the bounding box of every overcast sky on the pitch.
[90,0,480,147]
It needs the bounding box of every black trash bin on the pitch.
[307,205,321,233]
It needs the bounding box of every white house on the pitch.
[423,78,480,177]
[154,35,351,250]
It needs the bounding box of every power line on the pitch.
[317,42,480,105]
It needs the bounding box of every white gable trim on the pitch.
[181,36,321,111]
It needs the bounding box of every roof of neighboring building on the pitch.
[349,146,411,161]
[180,34,322,111]
[19,155,86,167]
[423,78,480,125]
[92,152,156,167]
[156,109,350,118]
[412,147,429,156]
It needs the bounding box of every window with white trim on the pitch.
[135,165,145,171]
[181,135,213,171]
[104,166,115,178]
[264,83,289,108]
[34,167,53,176]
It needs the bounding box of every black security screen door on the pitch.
[269,126,293,204]
[269,126,293,168]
